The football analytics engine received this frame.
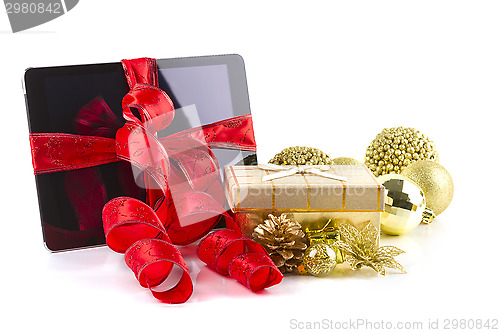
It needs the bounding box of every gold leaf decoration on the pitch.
[332,222,406,275]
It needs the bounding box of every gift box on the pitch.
[25,55,258,251]
[224,165,385,241]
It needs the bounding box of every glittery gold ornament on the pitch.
[365,127,439,177]
[304,219,343,263]
[378,174,433,235]
[269,146,333,165]
[332,157,362,165]
[332,222,406,275]
[305,222,340,246]
[252,214,308,273]
[302,243,337,277]
[401,160,453,216]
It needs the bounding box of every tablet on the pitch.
[24,54,257,252]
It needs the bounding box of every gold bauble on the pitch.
[401,160,453,216]
[302,243,337,277]
[364,127,439,177]
[332,157,362,165]
[378,174,427,235]
[269,146,333,165]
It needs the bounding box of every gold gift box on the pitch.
[224,165,385,242]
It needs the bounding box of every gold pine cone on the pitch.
[252,214,308,274]
[269,146,333,165]
[364,127,438,177]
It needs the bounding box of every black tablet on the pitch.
[24,54,257,252]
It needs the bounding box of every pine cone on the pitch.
[252,214,308,274]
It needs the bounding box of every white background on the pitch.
[1,1,499,332]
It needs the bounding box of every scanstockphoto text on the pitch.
[289,317,499,331]
[247,185,368,198]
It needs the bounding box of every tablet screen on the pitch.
[43,64,236,134]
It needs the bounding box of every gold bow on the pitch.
[258,164,347,182]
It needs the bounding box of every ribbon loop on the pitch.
[103,197,169,253]
[122,84,175,133]
[103,196,193,304]
[115,122,170,194]
[197,228,283,291]
[125,239,193,304]
[229,252,283,292]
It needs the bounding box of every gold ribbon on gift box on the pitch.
[259,164,347,212]
[225,165,383,213]
[258,164,348,182]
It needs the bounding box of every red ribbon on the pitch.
[29,57,282,303]
[29,114,255,175]
[103,197,193,304]
[197,229,283,292]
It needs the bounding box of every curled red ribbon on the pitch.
[105,58,283,302]
[103,196,283,302]
[103,197,193,303]
[197,229,283,292]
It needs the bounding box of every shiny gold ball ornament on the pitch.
[378,174,430,235]
[401,160,453,216]
[302,243,337,277]
[365,127,439,177]
[332,157,363,165]
[269,146,333,165]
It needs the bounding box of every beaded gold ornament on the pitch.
[269,146,333,165]
[364,127,438,177]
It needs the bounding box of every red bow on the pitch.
[29,57,282,303]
